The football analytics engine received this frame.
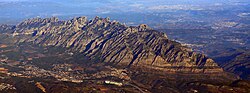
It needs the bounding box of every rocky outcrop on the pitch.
[11,16,222,73]
[35,82,46,93]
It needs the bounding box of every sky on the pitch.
[0,0,249,24]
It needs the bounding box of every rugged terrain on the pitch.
[7,16,222,73]
[0,16,249,93]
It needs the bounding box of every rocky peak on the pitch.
[89,16,111,25]
[72,16,88,27]
[138,24,151,31]
[18,17,59,26]
[15,17,60,33]
[66,16,88,30]
[47,17,59,23]
[125,24,153,33]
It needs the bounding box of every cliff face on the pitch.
[11,16,222,73]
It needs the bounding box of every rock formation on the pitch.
[6,16,222,73]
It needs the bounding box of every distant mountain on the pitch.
[1,16,223,73]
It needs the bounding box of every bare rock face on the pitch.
[11,16,222,73]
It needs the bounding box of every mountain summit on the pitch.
[10,16,222,73]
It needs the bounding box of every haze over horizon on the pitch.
[0,0,249,24]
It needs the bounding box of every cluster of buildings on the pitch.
[0,43,131,84]
[5,63,130,84]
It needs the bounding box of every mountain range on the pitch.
[6,16,224,73]
[0,16,249,93]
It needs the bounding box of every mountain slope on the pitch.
[8,16,222,73]
[222,50,250,80]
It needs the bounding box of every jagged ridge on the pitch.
[11,16,222,73]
